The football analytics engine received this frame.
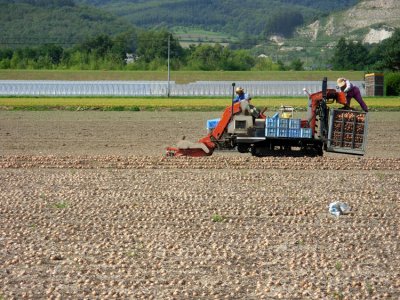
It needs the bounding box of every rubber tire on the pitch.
[237,144,250,153]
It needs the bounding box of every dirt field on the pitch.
[0,111,399,299]
[0,111,399,157]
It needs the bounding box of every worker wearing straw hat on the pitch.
[233,87,250,103]
[337,78,369,112]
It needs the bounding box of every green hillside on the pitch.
[72,0,399,69]
[0,0,134,48]
[77,0,358,39]
[1,0,398,72]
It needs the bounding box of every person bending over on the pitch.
[337,78,368,112]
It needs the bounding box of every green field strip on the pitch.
[0,70,365,83]
[0,96,398,111]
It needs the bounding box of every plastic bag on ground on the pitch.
[328,201,351,217]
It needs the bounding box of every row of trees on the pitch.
[0,30,300,71]
[5,0,75,7]
[0,29,399,72]
[330,29,400,71]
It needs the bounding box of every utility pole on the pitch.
[167,34,171,97]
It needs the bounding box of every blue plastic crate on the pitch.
[301,128,313,138]
[266,118,278,128]
[277,118,289,128]
[288,128,301,138]
[289,119,301,129]
[277,127,289,137]
[265,127,277,137]
[206,118,221,129]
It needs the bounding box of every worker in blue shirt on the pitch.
[233,87,249,103]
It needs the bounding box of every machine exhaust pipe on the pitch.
[231,82,236,120]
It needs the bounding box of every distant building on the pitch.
[125,53,137,64]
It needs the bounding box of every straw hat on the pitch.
[337,78,346,88]
[235,87,244,94]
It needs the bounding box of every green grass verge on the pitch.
[173,27,236,41]
[173,27,237,47]
[0,70,365,83]
[0,96,398,111]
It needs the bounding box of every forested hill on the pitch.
[0,0,134,48]
[1,0,361,48]
[76,0,358,38]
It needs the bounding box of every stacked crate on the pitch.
[265,117,278,137]
[300,128,313,138]
[277,118,289,137]
[365,73,384,96]
[328,109,368,155]
[288,119,301,138]
[265,115,312,139]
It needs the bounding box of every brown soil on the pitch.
[0,111,399,158]
[0,111,399,299]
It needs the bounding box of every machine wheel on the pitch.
[317,144,324,156]
[237,144,250,153]
[250,146,261,157]
[303,143,323,157]
[250,145,272,157]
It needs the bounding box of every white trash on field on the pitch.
[328,201,351,217]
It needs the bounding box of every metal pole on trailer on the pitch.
[231,82,236,120]
[167,34,171,98]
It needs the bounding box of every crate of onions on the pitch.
[327,109,368,155]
